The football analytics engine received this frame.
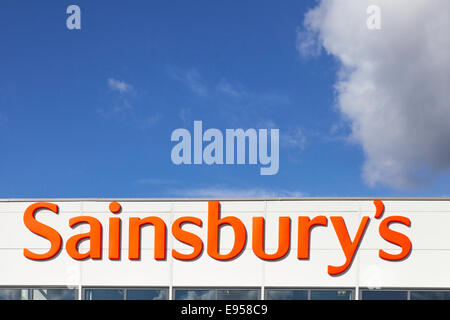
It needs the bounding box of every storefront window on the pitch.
[216,289,260,300]
[174,289,214,300]
[310,289,353,300]
[32,288,77,300]
[4,287,450,300]
[174,288,260,300]
[361,290,408,300]
[0,289,30,300]
[84,288,126,300]
[265,289,308,300]
[126,289,168,300]
[265,288,352,300]
[361,289,450,300]
[0,288,77,300]
[410,290,450,300]
[84,288,168,300]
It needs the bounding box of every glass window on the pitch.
[84,288,125,300]
[410,291,450,300]
[361,290,408,300]
[174,288,260,300]
[0,289,30,300]
[32,288,77,300]
[83,288,169,300]
[126,289,168,300]
[217,289,260,300]
[265,289,308,300]
[174,289,216,300]
[310,289,353,300]
[0,288,77,300]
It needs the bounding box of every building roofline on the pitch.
[0,197,449,202]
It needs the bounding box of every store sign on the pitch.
[22,200,411,276]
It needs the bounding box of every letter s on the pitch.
[23,202,62,260]
[378,216,411,261]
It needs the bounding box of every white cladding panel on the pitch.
[0,199,449,288]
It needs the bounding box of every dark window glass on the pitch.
[174,289,216,300]
[217,289,260,300]
[361,290,408,300]
[410,291,450,300]
[32,288,77,300]
[174,288,260,300]
[84,289,125,300]
[310,290,352,300]
[126,289,168,300]
[265,289,308,300]
[0,289,29,300]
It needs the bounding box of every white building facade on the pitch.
[0,198,449,300]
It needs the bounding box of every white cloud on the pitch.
[169,68,290,108]
[169,68,208,97]
[108,78,132,93]
[216,78,247,98]
[296,27,322,57]
[98,78,135,118]
[255,119,307,152]
[281,127,307,151]
[299,0,450,189]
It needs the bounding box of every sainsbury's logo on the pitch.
[22,200,411,276]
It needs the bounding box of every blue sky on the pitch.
[0,0,449,198]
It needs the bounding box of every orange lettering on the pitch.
[328,216,369,275]
[21,200,414,272]
[129,217,166,260]
[109,201,122,214]
[172,216,203,260]
[379,216,411,261]
[374,200,384,219]
[109,217,121,260]
[108,202,122,260]
[23,202,62,260]
[298,216,327,259]
[66,216,102,260]
[252,217,290,260]
[207,201,247,260]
